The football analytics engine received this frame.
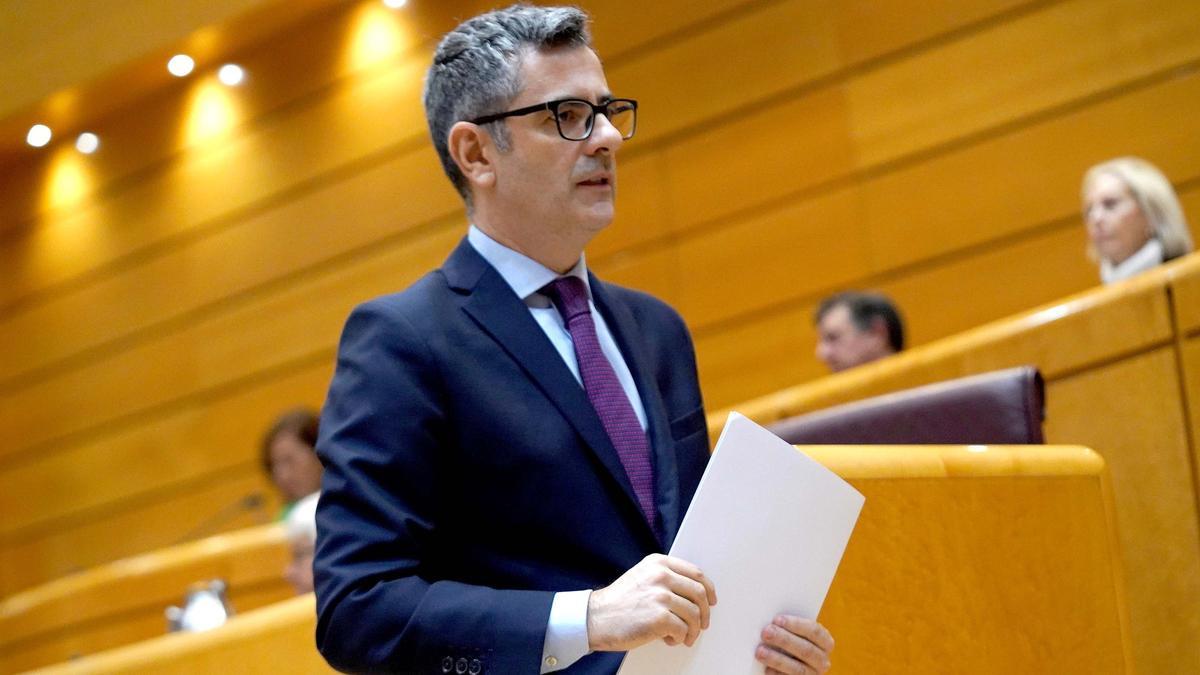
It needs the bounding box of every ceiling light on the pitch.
[168,54,196,77]
[382,0,407,7]
[76,132,100,154]
[217,64,245,86]
[27,124,52,147]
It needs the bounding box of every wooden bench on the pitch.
[25,595,331,675]
[815,444,1131,673]
[25,445,1128,674]
[0,524,292,673]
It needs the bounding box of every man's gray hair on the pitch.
[423,4,592,206]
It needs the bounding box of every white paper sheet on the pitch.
[617,412,864,675]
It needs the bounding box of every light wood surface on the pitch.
[1170,255,1200,334]
[1044,349,1200,671]
[0,472,279,597]
[0,525,292,673]
[24,594,332,675]
[814,444,1131,674]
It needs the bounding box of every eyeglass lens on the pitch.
[556,100,636,140]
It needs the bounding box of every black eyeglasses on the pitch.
[468,98,638,141]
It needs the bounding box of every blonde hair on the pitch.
[1082,157,1194,261]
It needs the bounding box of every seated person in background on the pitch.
[260,407,323,520]
[283,492,319,595]
[814,291,904,373]
[1082,156,1194,284]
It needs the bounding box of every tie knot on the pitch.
[543,275,591,322]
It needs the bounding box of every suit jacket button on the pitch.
[456,657,468,674]
[468,658,482,674]
[441,656,454,673]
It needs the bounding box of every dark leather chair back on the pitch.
[767,366,1045,445]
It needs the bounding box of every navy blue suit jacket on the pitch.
[314,239,710,674]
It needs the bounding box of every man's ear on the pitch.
[447,121,496,190]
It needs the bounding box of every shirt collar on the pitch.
[1100,238,1164,284]
[467,225,591,305]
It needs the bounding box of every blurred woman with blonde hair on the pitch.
[1081,157,1194,283]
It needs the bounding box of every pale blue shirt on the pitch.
[466,225,648,673]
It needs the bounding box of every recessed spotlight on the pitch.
[76,132,100,154]
[217,64,245,86]
[168,54,195,77]
[382,0,407,7]
[27,124,52,147]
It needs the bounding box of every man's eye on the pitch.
[557,109,581,123]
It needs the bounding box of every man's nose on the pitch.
[586,112,624,154]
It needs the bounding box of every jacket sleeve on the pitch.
[312,298,554,674]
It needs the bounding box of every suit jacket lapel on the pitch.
[442,240,656,542]
[590,276,682,548]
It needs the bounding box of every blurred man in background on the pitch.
[814,291,904,373]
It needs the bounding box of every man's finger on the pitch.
[773,615,834,654]
[661,571,712,630]
[662,556,718,606]
[758,622,830,674]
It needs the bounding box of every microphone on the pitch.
[175,492,268,544]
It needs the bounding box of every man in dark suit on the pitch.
[313,5,834,674]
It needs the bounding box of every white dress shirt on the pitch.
[466,225,649,673]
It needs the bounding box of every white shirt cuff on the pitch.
[541,589,592,673]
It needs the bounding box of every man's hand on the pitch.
[755,615,834,674]
[587,553,717,652]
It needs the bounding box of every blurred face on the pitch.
[284,537,315,595]
[268,433,323,502]
[1083,172,1153,266]
[815,305,893,373]
[486,46,625,247]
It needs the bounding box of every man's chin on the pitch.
[576,203,616,231]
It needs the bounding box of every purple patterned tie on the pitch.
[543,276,657,531]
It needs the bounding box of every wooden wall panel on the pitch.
[0,223,461,462]
[0,471,275,596]
[1,611,167,674]
[0,55,432,310]
[0,361,330,541]
[695,224,1099,408]
[0,146,458,387]
[834,0,1041,65]
[877,226,1093,346]
[673,187,870,329]
[1181,338,1200,515]
[695,303,822,411]
[606,0,842,145]
[1044,348,1200,672]
[661,86,855,234]
[819,454,1129,673]
[863,72,1200,271]
[1171,257,1200,334]
[846,0,1200,166]
[709,261,1179,429]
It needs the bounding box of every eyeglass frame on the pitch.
[467,97,638,141]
